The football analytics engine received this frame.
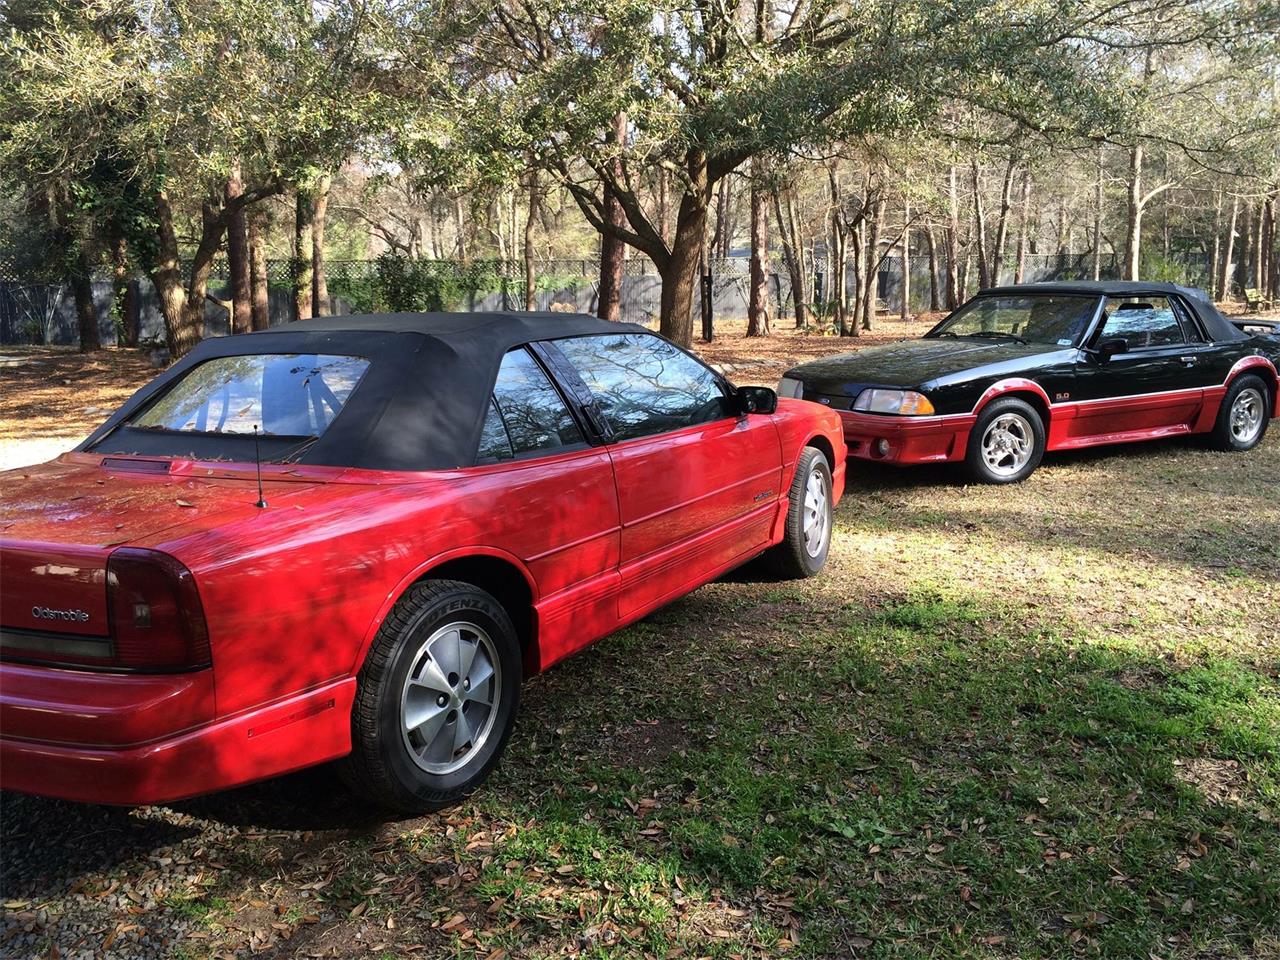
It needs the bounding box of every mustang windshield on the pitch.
[132,354,369,436]
[931,295,1099,346]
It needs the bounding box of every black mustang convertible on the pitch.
[779,281,1279,483]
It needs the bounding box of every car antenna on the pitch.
[252,425,268,509]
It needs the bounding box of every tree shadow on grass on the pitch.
[494,584,1280,956]
[3,582,1276,958]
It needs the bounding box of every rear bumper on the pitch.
[0,675,354,805]
[838,410,975,465]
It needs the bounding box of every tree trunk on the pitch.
[248,209,271,331]
[225,160,252,334]
[1122,142,1143,281]
[1219,194,1239,301]
[657,169,669,246]
[312,173,331,316]
[747,158,770,337]
[294,186,314,321]
[1262,195,1275,300]
[990,160,1016,284]
[454,195,467,261]
[713,176,732,259]
[658,158,710,347]
[1253,199,1266,292]
[925,221,941,311]
[827,165,849,334]
[1237,201,1253,292]
[72,249,100,353]
[183,200,225,345]
[899,199,911,320]
[1015,170,1031,284]
[1092,143,1104,280]
[151,190,201,357]
[598,113,627,321]
[1209,189,1222,301]
[971,160,990,290]
[112,234,139,347]
[524,170,539,311]
[861,194,884,331]
[772,186,808,329]
[945,163,961,309]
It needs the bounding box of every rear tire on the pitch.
[1208,374,1270,452]
[965,397,1045,484]
[339,579,521,814]
[762,446,833,579]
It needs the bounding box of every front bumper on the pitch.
[0,664,354,805]
[838,410,976,465]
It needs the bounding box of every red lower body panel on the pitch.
[838,382,1272,467]
[0,676,354,805]
[838,411,976,465]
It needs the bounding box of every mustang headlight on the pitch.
[852,389,936,416]
[778,376,805,399]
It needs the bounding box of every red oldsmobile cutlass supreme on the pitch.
[0,312,845,812]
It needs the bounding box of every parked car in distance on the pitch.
[779,281,1279,483]
[0,312,846,813]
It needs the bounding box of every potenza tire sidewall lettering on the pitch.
[348,581,522,812]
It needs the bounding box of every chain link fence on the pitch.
[0,251,1212,347]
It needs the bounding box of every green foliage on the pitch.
[327,255,508,312]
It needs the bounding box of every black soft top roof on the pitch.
[980,281,1247,342]
[81,312,651,471]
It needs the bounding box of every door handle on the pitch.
[1180,356,1197,366]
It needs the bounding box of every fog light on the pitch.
[875,439,891,457]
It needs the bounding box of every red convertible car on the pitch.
[0,313,845,812]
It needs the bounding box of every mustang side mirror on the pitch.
[1093,337,1129,361]
[733,385,778,416]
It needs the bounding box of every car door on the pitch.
[1069,294,1205,441]
[467,346,622,669]
[548,333,783,620]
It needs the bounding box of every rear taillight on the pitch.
[107,549,211,670]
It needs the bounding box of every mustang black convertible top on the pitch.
[81,312,651,471]
[982,280,1248,343]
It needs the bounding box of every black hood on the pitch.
[786,337,1057,396]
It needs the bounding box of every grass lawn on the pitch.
[1,329,1277,959]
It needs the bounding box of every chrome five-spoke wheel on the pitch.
[981,412,1034,478]
[400,621,501,775]
[1230,387,1265,445]
[802,461,831,558]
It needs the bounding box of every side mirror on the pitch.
[1093,337,1129,361]
[733,385,778,416]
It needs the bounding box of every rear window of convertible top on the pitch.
[130,354,370,437]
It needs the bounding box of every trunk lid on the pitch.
[1,454,320,648]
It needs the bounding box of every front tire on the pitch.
[340,580,522,814]
[965,397,1045,484]
[1208,374,1270,452]
[762,446,833,579]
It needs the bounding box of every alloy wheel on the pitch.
[981,412,1034,477]
[802,462,831,558]
[400,621,502,774]
[1230,387,1264,445]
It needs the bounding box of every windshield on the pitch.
[930,295,1099,346]
[131,354,369,436]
